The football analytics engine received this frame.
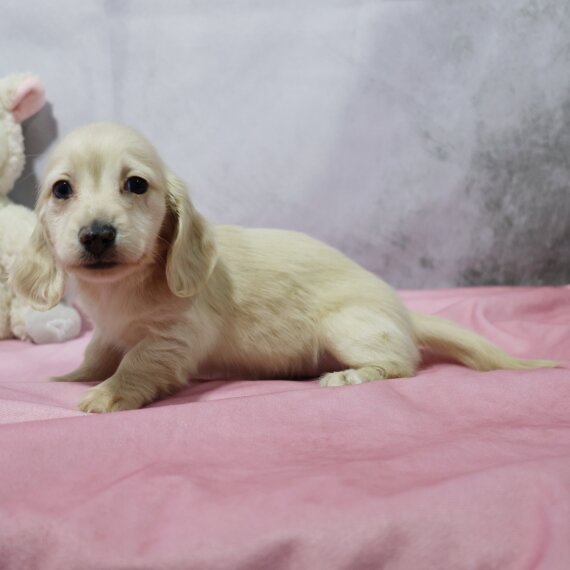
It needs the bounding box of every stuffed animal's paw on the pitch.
[25,304,82,344]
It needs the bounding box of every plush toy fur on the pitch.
[0,73,81,343]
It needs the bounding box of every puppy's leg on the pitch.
[319,306,420,387]
[78,336,192,413]
[51,333,122,382]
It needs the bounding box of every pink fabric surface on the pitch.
[0,287,569,570]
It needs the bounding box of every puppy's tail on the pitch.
[410,312,560,371]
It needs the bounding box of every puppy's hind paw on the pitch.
[320,370,365,387]
[319,366,388,387]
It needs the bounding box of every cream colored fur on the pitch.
[10,123,558,413]
[0,73,44,339]
[0,73,81,343]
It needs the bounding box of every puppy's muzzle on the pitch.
[79,221,117,257]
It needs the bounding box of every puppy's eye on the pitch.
[125,176,149,195]
[52,180,73,200]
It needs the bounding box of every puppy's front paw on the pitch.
[50,371,87,382]
[79,384,142,413]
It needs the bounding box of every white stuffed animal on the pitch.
[0,73,81,343]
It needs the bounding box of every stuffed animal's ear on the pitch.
[10,218,65,310]
[10,76,45,123]
[164,173,218,298]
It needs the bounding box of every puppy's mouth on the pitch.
[68,251,124,272]
[83,261,120,270]
[68,253,146,283]
[79,253,121,270]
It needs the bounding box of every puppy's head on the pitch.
[11,122,217,309]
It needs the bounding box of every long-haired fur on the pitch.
[10,122,559,412]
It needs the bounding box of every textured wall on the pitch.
[2,0,569,288]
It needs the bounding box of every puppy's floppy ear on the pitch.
[10,215,65,310]
[165,173,218,297]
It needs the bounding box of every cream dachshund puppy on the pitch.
[11,123,557,413]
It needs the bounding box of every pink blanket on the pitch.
[1,287,569,570]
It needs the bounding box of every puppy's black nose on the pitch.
[79,222,117,256]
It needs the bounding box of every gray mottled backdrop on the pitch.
[2,0,569,288]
